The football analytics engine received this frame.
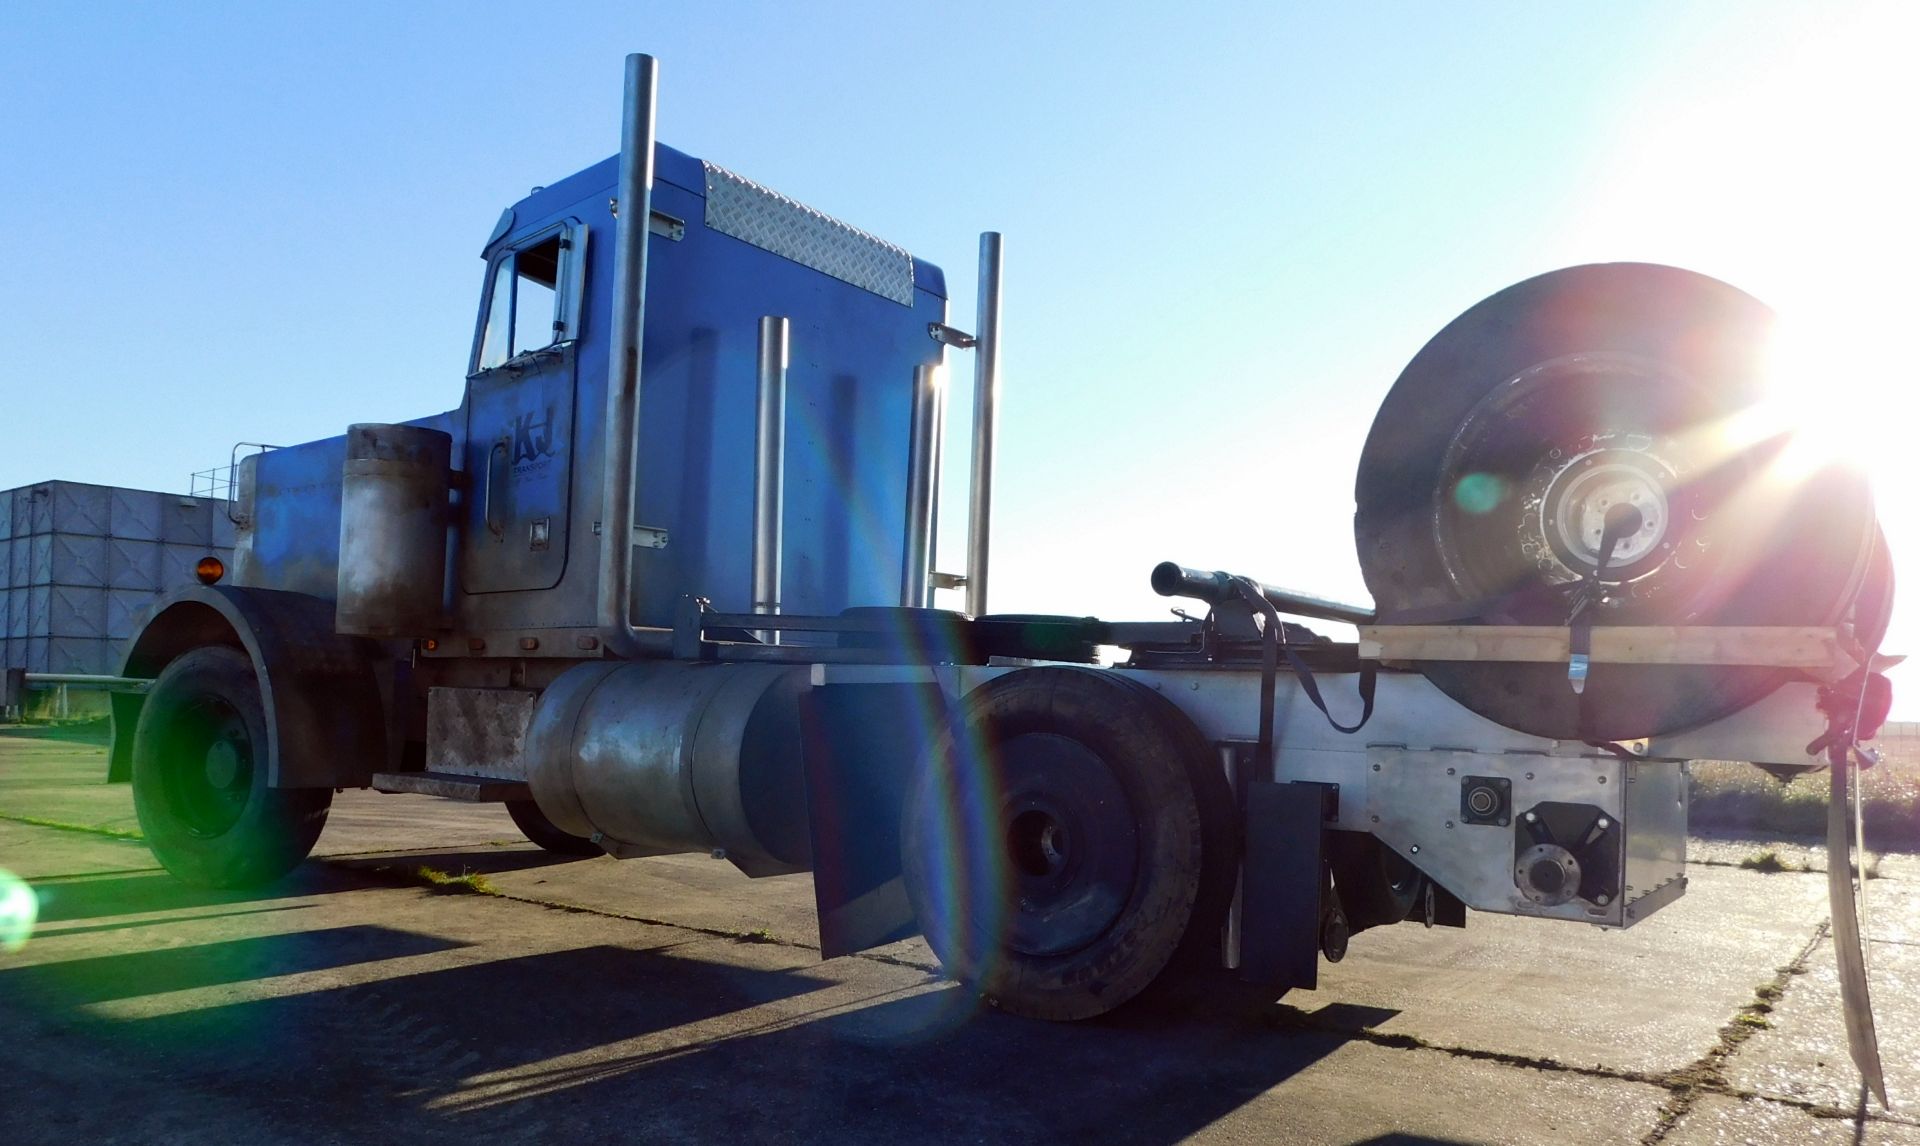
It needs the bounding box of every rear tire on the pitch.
[132,646,330,888]
[901,667,1236,1021]
[506,799,602,856]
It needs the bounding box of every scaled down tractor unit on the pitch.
[111,54,1897,1082]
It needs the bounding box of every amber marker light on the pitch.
[421,638,439,652]
[195,556,225,585]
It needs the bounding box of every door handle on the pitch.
[484,439,509,537]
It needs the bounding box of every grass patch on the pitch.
[1738,849,1789,873]
[0,810,143,841]
[739,927,777,944]
[1689,756,1920,849]
[411,865,501,896]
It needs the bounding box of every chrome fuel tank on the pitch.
[525,660,811,876]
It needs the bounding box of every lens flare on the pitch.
[0,868,38,952]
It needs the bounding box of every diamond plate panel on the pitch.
[702,162,915,306]
[110,487,163,541]
[427,687,537,779]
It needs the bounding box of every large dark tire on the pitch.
[506,800,602,856]
[132,646,331,889]
[901,667,1237,1021]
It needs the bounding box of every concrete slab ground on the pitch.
[3,726,1918,1144]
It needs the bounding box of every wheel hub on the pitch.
[996,732,1138,958]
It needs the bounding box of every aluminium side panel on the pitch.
[6,534,28,588]
[25,486,52,535]
[107,538,161,591]
[46,636,112,675]
[107,589,153,642]
[48,533,109,586]
[160,497,213,546]
[49,585,107,638]
[49,482,110,537]
[160,544,209,591]
[109,487,164,542]
[2,587,23,639]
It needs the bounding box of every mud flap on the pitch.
[802,683,948,958]
[1239,780,1333,990]
[1828,760,1887,1106]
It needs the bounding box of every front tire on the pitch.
[132,646,330,888]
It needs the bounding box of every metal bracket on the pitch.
[929,571,968,590]
[928,322,977,349]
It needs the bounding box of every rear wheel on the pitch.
[132,646,330,888]
[901,667,1236,1021]
[506,799,602,856]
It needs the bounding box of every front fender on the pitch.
[110,585,389,789]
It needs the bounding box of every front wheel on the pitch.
[132,646,330,888]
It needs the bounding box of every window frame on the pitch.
[469,219,589,376]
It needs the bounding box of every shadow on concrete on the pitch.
[0,924,470,1007]
[27,864,360,923]
[42,940,1390,1144]
[333,847,592,879]
[31,902,317,939]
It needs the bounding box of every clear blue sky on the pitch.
[5,3,1916,705]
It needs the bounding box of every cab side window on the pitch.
[473,226,584,373]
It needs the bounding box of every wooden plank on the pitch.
[1357,625,1849,672]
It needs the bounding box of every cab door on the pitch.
[461,222,586,594]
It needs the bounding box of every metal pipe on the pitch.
[1151,561,1377,627]
[964,232,1003,618]
[753,316,789,640]
[597,53,674,658]
[21,673,152,692]
[900,363,945,607]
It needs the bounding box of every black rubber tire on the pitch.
[901,667,1237,1021]
[132,646,331,889]
[506,800,602,856]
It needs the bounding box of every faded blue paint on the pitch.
[240,143,947,637]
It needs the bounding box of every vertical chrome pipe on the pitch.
[964,232,1003,618]
[597,53,672,656]
[900,364,945,607]
[752,316,789,640]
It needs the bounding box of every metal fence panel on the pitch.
[107,537,162,591]
[50,585,107,638]
[49,533,109,586]
[50,482,111,537]
[46,636,111,675]
[107,589,154,641]
[110,487,164,541]
[161,497,213,546]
